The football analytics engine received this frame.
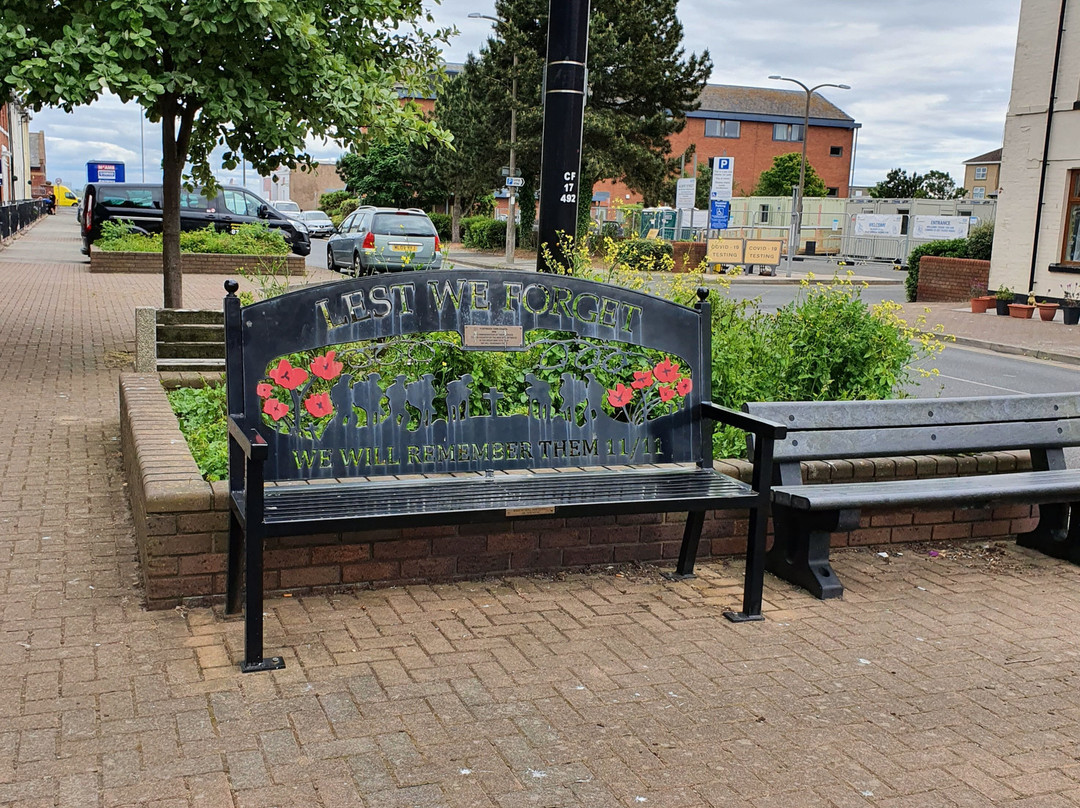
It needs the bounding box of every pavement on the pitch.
[7,210,1080,806]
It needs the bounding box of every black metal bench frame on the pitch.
[745,393,1080,599]
[224,269,785,672]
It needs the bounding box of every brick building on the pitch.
[593,83,859,220]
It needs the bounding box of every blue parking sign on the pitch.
[709,199,730,230]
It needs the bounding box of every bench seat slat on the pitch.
[238,468,754,533]
[773,469,1080,511]
[769,419,1080,461]
[747,393,1080,430]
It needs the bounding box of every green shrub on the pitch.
[167,384,229,482]
[462,217,506,250]
[966,221,994,260]
[318,190,353,213]
[613,237,673,269]
[96,221,289,255]
[428,212,451,241]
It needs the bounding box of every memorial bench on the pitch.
[224,269,786,672]
[744,394,1080,599]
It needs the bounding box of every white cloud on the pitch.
[31,0,1022,191]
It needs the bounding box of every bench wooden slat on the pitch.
[770,418,1080,461]
[773,469,1080,511]
[746,393,1080,431]
[157,342,227,360]
[156,325,224,343]
[157,309,223,326]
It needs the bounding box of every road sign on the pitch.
[506,177,524,187]
[709,199,730,230]
[707,238,743,264]
[675,177,696,210]
[710,156,734,202]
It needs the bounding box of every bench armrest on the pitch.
[228,414,269,461]
[702,402,787,440]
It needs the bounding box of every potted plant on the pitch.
[994,284,1014,316]
[1036,299,1060,321]
[1063,284,1080,325]
[969,282,992,313]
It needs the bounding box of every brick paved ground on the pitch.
[6,211,1080,806]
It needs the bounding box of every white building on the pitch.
[992,0,1080,300]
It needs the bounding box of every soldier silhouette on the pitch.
[406,373,437,427]
[558,372,586,426]
[584,373,605,424]
[350,372,384,427]
[385,375,409,427]
[524,373,553,420]
[446,374,473,421]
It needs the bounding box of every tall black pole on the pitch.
[536,0,590,272]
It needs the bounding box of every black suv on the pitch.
[80,183,311,256]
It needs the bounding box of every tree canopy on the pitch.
[870,168,966,199]
[337,140,447,210]
[0,0,449,305]
[752,153,828,197]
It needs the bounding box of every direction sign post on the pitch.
[506,177,524,188]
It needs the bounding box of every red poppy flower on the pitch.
[310,350,343,381]
[631,369,654,389]
[676,377,693,396]
[607,383,634,408]
[653,358,680,384]
[269,359,308,390]
[658,385,677,403]
[263,398,289,421]
[256,383,273,399]
[303,392,333,418]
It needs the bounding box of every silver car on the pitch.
[293,210,335,237]
[327,206,443,275]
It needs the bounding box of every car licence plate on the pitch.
[390,244,419,252]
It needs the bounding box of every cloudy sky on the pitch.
[33,0,1022,194]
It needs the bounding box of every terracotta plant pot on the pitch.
[1008,303,1035,319]
[970,296,992,314]
[1037,302,1059,321]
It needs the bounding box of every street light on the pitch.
[469,12,518,265]
[768,75,850,274]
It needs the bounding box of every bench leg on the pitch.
[669,510,707,579]
[240,521,285,674]
[766,507,854,599]
[1017,503,1080,563]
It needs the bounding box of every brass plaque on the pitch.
[464,324,525,350]
[505,506,556,517]
[707,238,744,264]
[744,239,783,266]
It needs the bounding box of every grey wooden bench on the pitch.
[225,269,786,672]
[135,307,225,374]
[745,394,1080,599]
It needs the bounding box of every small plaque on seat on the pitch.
[464,324,524,350]
[506,506,556,517]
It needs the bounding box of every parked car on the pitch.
[293,210,335,237]
[79,182,310,256]
[327,207,443,275]
[272,200,301,215]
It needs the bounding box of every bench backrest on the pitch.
[225,269,712,481]
[745,394,1080,463]
[135,307,225,373]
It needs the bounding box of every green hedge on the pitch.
[905,221,995,302]
[95,221,289,255]
[462,216,507,250]
[428,212,451,241]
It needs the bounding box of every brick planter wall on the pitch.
[916,256,990,302]
[672,242,707,273]
[119,373,1037,610]
[90,250,307,276]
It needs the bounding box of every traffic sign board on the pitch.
[506,177,524,187]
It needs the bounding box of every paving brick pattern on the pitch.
[5,211,1080,806]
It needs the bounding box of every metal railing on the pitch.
[0,199,50,241]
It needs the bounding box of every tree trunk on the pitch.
[451,193,462,244]
[161,110,183,308]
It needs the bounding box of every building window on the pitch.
[773,123,803,142]
[759,204,770,224]
[830,146,843,156]
[1062,170,1080,262]
[974,166,988,180]
[704,119,740,138]
[826,187,839,197]
[897,208,909,236]
[972,186,986,199]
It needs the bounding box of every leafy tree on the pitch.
[0,0,448,306]
[466,0,711,244]
[752,153,828,197]
[870,168,966,199]
[337,140,446,210]
[661,157,713,210]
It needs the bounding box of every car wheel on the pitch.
[327,245,337,272]
[352,252,364,277]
